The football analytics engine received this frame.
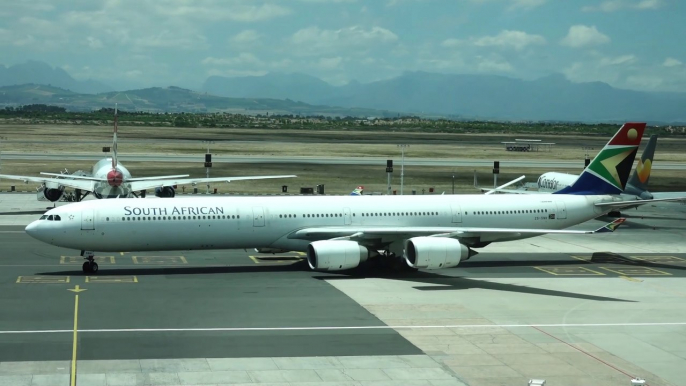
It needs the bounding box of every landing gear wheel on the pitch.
[82,261,98,274]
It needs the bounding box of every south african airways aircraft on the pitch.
[26,123,653,274]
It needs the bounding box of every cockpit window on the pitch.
[40,215,47,220]
[54,215,61,221]
[47,215,53,221]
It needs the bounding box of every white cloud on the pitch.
[443,30,546,51]
[476,56,514,72]
[290,26,398,55]
[231,30,261,45]
[599,54,636,66]
[86,36,103,49]
[201,53,263,66]
[560,25,610,48]
[663,57,682,67]
[582,0,662,12]
[473,30,546,51]
[316,57,344,70]
[150,2,292,22]
[508,0,547,10]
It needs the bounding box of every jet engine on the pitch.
[40,184,65,202]
[307,240,369,271]
[154,186,175,198]
[403,237,472,270]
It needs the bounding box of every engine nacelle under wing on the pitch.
[41,186,65,202]
[404,237,470,270]
[307,240,368,271]
[155,186,175,198]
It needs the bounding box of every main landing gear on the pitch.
[81,250,98,274]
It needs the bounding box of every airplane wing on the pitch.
[478,187,545,194]
[288,218,625,244]
[40,172,105,181]
[129,175,297,191]
[595,197,686,209]
[0,174,95,192]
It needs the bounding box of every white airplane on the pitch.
[0,105,296,202]
[485,134,678,198]
[26,123,655,274]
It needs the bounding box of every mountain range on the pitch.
[2,61,686,122]
[204,71,686,123]
[0,61,113,94]
[0,84,398,117]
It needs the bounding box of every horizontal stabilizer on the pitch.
[127,175,190,182]
[594,218,626,233]
[595,197,686,209]
[40,172,104,181]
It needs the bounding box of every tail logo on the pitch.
[636,158,652,183]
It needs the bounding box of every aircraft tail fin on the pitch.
[112,103,118,170]
[350,186,364,196]
[626,134,657,194]
[554,122,646,195]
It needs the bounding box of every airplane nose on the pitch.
[25,221,43,240]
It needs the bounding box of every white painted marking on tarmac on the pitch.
[0,322,685,335]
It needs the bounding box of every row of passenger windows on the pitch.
[471,209,547,215]
[110,215,240,222]
[278,212,438,218]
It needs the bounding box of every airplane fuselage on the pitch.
[27,194,614,253]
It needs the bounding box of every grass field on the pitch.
[3,124,686,162]
[1,160,685,196]
[1,124,686,196]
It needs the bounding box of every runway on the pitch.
[4,152,686,170]
[1,197,686,385]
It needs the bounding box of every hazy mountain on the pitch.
[0,84,398,117]
[203,72,336,103]
[0,61,113,94]
[204,71,686,123]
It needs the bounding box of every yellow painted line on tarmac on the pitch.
[619,276,643,282]
[67,285,86,386]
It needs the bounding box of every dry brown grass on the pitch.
[2,160,685,196]
[2,124,686,162]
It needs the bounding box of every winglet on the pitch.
[594,218,626,233]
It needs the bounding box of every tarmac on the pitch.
[1,193,686,385]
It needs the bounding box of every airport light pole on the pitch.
[397,144,409,195]
[202,140,215,194]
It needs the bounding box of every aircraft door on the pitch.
[451,204,462,223]
[555,202,567,219]
[343,208,351,225]
[81,210,95,230]
[252,207,265,227]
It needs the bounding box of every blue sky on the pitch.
[0,0,684,92]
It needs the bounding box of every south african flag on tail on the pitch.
[554,122,646,195]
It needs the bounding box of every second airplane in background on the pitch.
[0,106,296,201]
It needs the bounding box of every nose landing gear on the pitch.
[80,250,99,274]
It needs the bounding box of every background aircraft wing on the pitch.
[478,187,544,194]
[595,197,686,209]
[0,174,95,191]
[129,175,297,191]
[288,219,625,244]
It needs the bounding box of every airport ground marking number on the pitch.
[16,276,70,284]
[60,256,115,265]
[85,276,138,283]
[131,256,187,265]
[533,266,605,276]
